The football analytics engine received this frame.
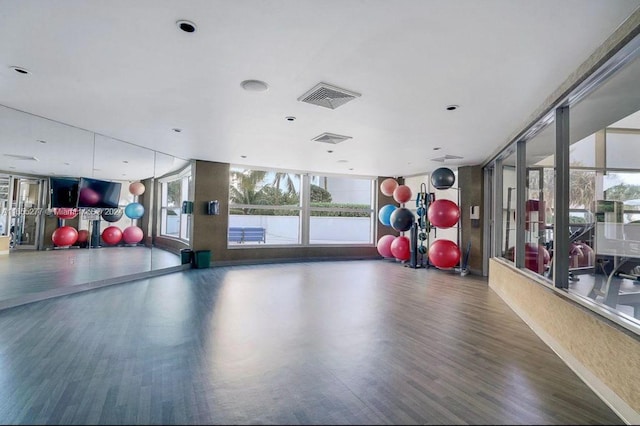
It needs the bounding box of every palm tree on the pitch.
[229,169,268,214]
[271,172,298,200]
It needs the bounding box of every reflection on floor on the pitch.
[0,246,183,310]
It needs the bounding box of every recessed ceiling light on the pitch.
[348,168,354,171]
[122,160,129,164]
[64,162,70,165]
[433,147,441,151]
[285,116,296,122]
[240,155,247,158]
[37,139,47,144]
[176,20,197,33]
[241,80,269,92]
[172,128,182,133]
[9,66,30,75]
[446,105,459,111]
[327,150,334,153]
[337,159,348,163]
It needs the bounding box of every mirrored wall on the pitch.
[0,104,192,306]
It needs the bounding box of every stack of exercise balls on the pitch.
[427,167,461,269]
[377,177,414,262]
[51,208,79,248]
[99,181,146,246]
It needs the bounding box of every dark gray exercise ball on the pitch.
[431,167,456,190]
[390,207,415,232]
[101,208,124,223]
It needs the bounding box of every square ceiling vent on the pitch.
[298,82,361,110]
[431,154,463,162]
[311,132,353,144]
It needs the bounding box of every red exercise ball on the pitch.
[390,235,411,261]
[377,234,396,258]
[429,239,461,269]
[55,207,78,220]
[77,229,89,243]
[122,226,144,244]
[102,226,123,245]
[506,243,550,274]
[428,199,460,229]
[129,181,146,196]
[380,178,398,197]
[52,226,78,247]
[393,185,412,204]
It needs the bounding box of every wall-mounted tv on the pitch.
[49,177,79,208]
[77,177,122,209]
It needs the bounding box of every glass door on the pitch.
[10,177,43,250]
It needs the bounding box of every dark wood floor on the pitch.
[0,260,622,425]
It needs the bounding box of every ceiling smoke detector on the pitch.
[298,82,361,110]
[311,132,352,145]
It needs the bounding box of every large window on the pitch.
[228,168,375,246]
[160,166,191,241]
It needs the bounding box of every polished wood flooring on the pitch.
[0,260,622,425]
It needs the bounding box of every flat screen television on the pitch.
[76,177,122,209]
[49,177,79,208]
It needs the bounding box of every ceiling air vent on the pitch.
[431,154,463,163]
[298,82,361,110]
[311,132,352,145]
[4,154,39,161]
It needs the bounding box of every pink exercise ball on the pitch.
[380,178,398,197]
[393,185,412,204]
[78,187,101,206]
[52,226,78,247]
[122,226,144,244]
[129,181,146,196]
[102,226,123,245]
[55,207,78,220]
[429,239,461,269]
[390,235,411,261]
[428,199,460,229]
[377,234,396,258]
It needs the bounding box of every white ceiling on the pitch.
[0,0,639,179]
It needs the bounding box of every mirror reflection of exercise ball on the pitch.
[102,226,123,245]
[378,204,397,227]
[122,226,144,244]
[101,208,123,223]
[52,226,78,247]
[79,187,101,206]
[124,202,145,219]
[77,229,89,243]
[55,207,78,220]
[129,181,146,196]
[377,234,396,258]
[431,167,456,190]
[390,207,415,232]
[390,235,411,261]
[380,178,398,197]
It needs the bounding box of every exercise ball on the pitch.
[102,208,124,223]
[428,199,460,228]
[390,235,411,261]
[77,229,89,243]
[129,181,146,196]
[377,234,396,258]
[524,243,550,274]
[102,226,123,245]
[78,187,101,206]
[124,202,145,219]
[55,207,78,220]
[429,239,461,269]
[378,204,397,227]
[390,207,415,232]
[122,226,144,244]
[52,226,78,247]
[393,185,412,204]
[431,167,456,190]
[577,242,594,268]
[380,178,398,197]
